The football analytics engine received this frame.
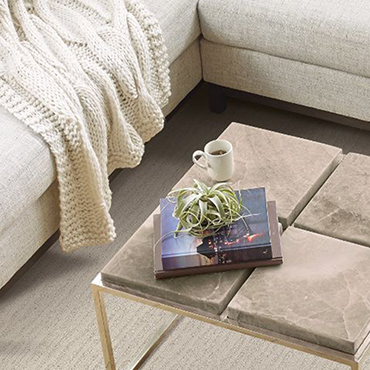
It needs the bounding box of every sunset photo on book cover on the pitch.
[160,188,271,270]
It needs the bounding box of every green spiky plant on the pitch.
[168,180,243,238]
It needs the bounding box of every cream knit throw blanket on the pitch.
[0,0,170,252]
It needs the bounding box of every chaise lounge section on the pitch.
[199,0,370,128]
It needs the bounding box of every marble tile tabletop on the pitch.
[102,211,253,315]
[295,152,370,248]
[101,123,344,326]
[227,227,370,354]
[176,123,343,228]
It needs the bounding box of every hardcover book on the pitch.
[159,188,272,271]
[154,200,283,279]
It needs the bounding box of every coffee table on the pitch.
[91,123,369,370]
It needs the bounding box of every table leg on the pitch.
[128,313,180,370]
[92,285,116,370]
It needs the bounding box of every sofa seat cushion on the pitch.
[199,0,370,78]
[143,0,200,64]
[0,107,56,234]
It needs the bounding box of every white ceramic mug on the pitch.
[192,139,234,181]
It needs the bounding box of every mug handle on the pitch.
[192,150,207,170]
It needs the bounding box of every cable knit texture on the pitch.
[0,0,170,252]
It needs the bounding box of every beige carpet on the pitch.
[2,84,370,370]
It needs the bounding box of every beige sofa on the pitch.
[1,0,369,289]
[0,0,201,289]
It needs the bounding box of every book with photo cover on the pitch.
[154,201,283,279]
[159,188,272,271]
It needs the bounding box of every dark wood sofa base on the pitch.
[208,83,369,131]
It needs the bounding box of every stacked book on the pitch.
[153,187,283,279]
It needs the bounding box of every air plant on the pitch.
[168,179,243,238]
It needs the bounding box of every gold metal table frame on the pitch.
[91,273,369,370]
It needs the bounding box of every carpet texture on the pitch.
[2,84,370,370]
